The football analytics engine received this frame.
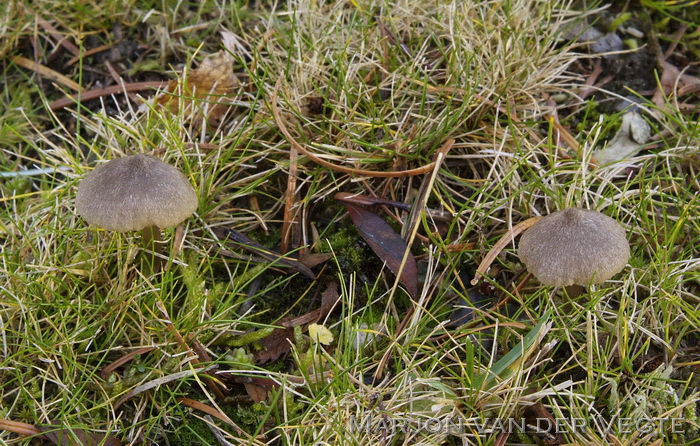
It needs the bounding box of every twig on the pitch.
[49,81,166,110]
[664,23,688,61]
[35,15,80,57]
[280,143,299,253]
[12,55,84,93]
[65,41,122,67]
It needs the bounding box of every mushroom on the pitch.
[75,154,198,267]
[517,208,630,288]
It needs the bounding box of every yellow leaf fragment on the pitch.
[308,323,334,346]
[157,50,238,123]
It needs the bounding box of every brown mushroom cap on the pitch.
[518,208,630,287]
[75,154,197,231]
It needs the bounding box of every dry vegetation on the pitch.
[1,0,698,445]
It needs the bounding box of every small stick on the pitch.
[0,419,44,437]
[35,16,80,57]
[49,81,166,110]
[280,144,299,254]
[65,42,121,67]
[12,55,84,93]
[471,216,543,285]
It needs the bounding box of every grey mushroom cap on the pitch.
[518,208,630,287]
[75,154,198,231]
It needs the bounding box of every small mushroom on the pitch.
[76,154,197,266]
[518,208,630,287]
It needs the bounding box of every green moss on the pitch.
[233,401,272,431]
[0,78,38,149]
[318,226,368,272]
[170,415,218,445]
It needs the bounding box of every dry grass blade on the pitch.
[113,366,214,410]
[471,216,543,285]
[100,346,156,380]
[176,398,246,435]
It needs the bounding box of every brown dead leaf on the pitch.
[37,425,122,446]
[238,377,281,403]
[297,252,332,269]
[157,50,238,124]
[1,414,120,443]
[652,59,700,109]
[523,402,566,445]
[243,383,269,403]
[342,203,418,298]
[100,346,155,380]
[252,283,340,365]
[319,282,340,316]
[279,281,340,327]
[253,326,294,365]
[176,398,242,433]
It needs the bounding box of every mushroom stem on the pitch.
[141,225,163,272]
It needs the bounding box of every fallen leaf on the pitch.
[243,383,269,403]
[308,323,334,345]
[593,111,651,164]
[239,377,281,403]
[318,282,340,316]
[279,282,340,327]
[0,418,121,445]
[342,203,418,298]
[253,326,294,365]
[176,397,240,431]
[523,402,566,445]
[297,252,332,269]
[653,59,700,109]
[156,50,238,124]
[37,425,122,446]
[100,346,155,380]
